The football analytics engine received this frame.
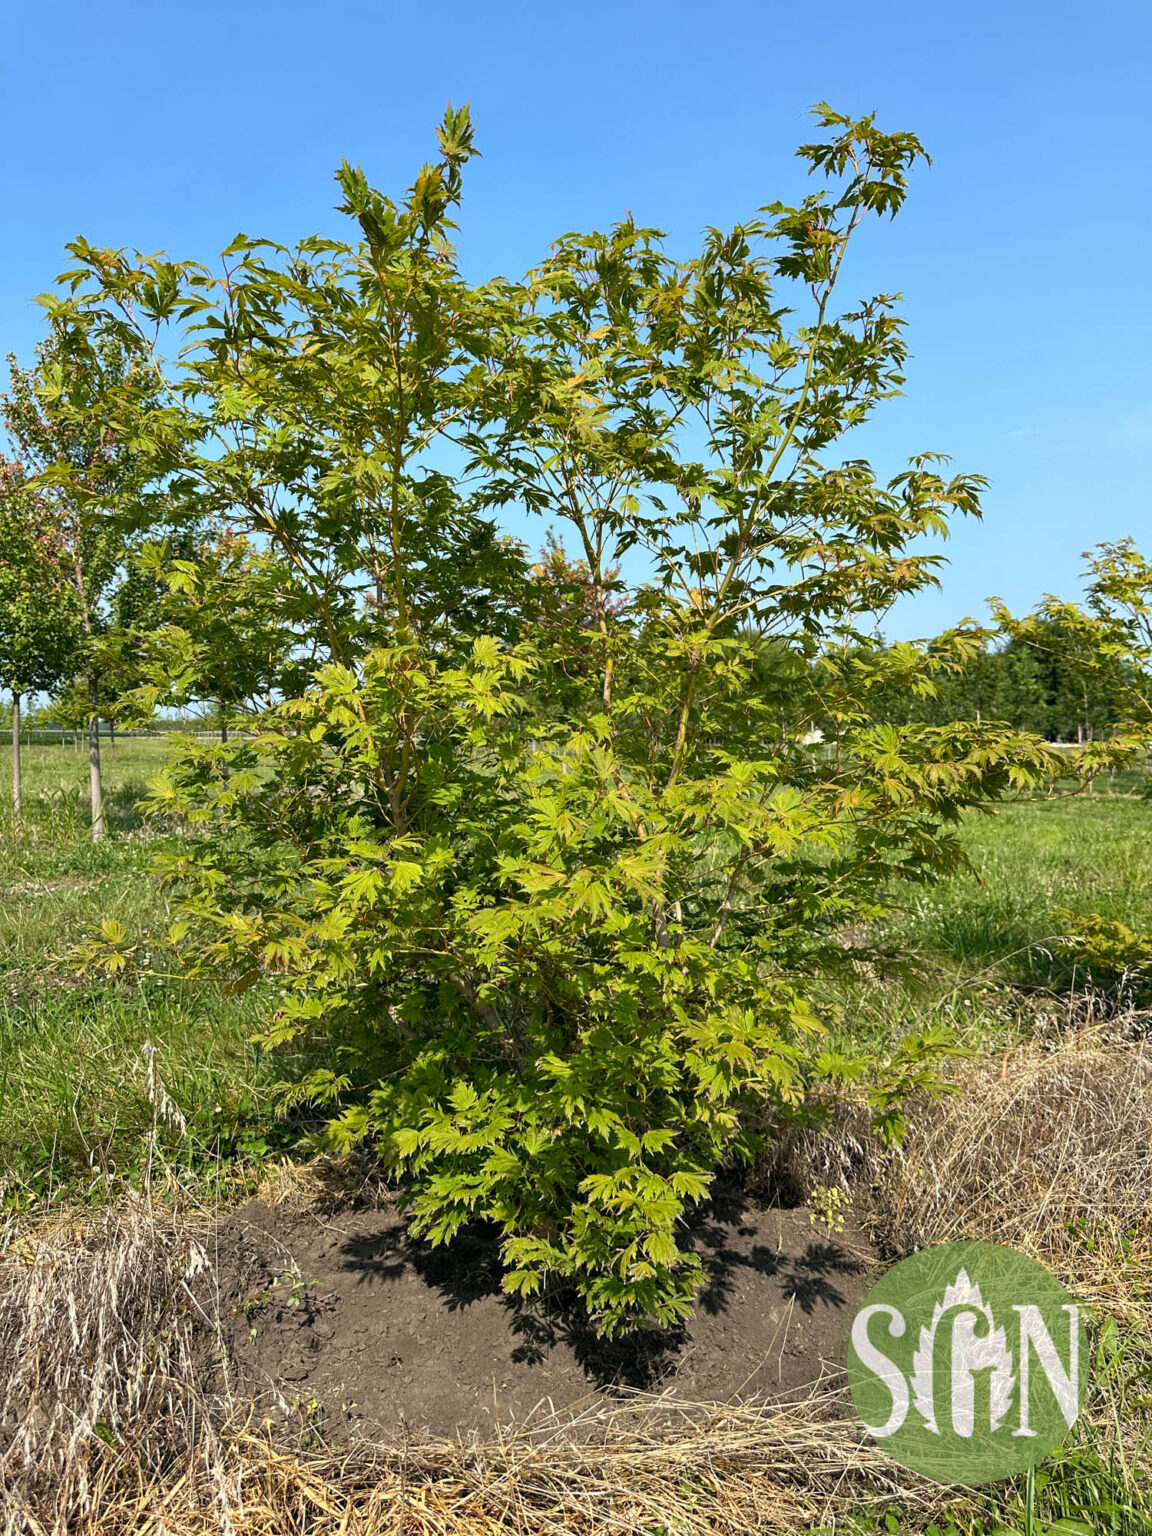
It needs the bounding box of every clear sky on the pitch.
[3,0,1149,639]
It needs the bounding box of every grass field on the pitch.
[832,786,1152,1053]
[0,738,1149,1534]
[887,790,1152,978]
[2,738,1149,1204]
[0,739,297,1208]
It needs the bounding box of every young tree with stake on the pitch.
[0,461,79,818]
[3,332,153,839]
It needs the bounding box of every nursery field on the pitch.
[1,740,1149,1208]
[5,91,1152,1535]
[0,739,1149,1534]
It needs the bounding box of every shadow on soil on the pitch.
[332,1175,865,1391]
[217,1167,877,1437]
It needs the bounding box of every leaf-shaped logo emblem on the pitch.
[910,1267,1015,1436]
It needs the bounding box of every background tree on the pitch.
[116,530,307,744]
[859,624,1137,742]
[92,543,179,745]
[1005,611,1135,744]
[0,460,80,815]
[3,331,155,838]
[994,542,1152,763]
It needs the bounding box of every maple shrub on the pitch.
[54,106,1061,1333]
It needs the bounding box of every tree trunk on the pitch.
[72,555,104,838]
[87,670,105,841]
[109,717,116,752]
[12,693,22,820]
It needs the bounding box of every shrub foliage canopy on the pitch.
[44,106,1063,1331]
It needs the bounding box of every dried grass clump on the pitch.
[755,1095,883,1208]
[872,1037,1152,1314]
[0,1199,235,1536]
[253,1150,398,1214]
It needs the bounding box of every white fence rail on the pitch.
[6,728,230,747]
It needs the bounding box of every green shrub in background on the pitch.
[44,105,1074,1333]
[1056,910,1152,1002]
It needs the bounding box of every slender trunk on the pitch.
[73,552,104,840]
[220,713,230,784]
[109,718,116,752]
[12,693,21,820]
[87,670,105,841]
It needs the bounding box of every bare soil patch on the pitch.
[214,1187,877,1440]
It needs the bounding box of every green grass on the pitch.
[2,744,1149,1207]
[0,739,304,1208]
[883,793,1152,985]
[810,790,1152,1062]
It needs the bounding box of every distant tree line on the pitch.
[863,619,1136,742]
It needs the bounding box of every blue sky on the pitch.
[3,0,1149,639]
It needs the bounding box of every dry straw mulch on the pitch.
[0,1034,1148,1535]
[2,1404,936,1536]
[873,1033,1152,1320]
